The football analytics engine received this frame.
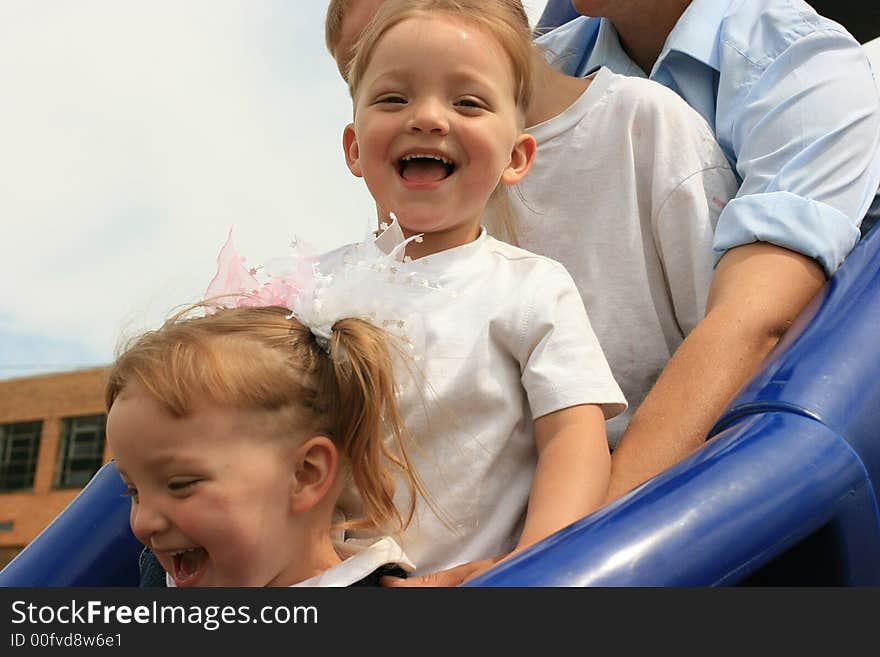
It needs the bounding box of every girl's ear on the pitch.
[500,132,537,186]
[343,123,363,178]
[289,436,339,514]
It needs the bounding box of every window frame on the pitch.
[53,414,107,489]
[0,420,43,492]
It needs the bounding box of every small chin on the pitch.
[390,211,443,236]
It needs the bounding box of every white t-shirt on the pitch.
[513,66,740,447]
[325,225,626,575]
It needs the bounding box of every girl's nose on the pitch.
[407,98,449,135]
[130,497,170,543]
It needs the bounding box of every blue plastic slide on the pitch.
[4,215,878,586]
[2,1,878,581]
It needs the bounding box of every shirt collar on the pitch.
[655,0,733,74]
[370,219,488,271]
[372,216,408,259]
[293,537,414,587]
[589,18,646,78]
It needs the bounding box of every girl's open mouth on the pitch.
[398,153,456,183]
[169,547,208,587]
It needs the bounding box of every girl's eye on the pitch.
[456,98,485,110]
[168,479,199,492]
[121,486,138,500]
[378,94,406,105]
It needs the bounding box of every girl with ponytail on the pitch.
[106,234,427,587]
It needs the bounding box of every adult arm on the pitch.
[713,27,880,277]
[605,241,826,503]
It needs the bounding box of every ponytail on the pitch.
[108,303,422,535]
[327,318,419,532]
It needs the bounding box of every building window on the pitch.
[0,546,22,570]
[54,415,107,489]
[0,421,42,491]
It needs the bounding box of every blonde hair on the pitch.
[325,0,350,58]
[346,0,534,245]
[106,304,418,533]
[348,0,532,111]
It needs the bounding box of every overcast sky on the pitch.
[0,1,550,380]
[1,2,877,381]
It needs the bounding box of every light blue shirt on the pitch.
[538,0,880,275]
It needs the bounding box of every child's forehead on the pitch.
[117,449,203,477]
[364,14,511,77]
[378,13,499,47]
[111,381,268,438]
[111,400,288,474]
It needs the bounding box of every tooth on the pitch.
[401,153,451,164]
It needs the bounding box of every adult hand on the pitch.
[381,556,502,587]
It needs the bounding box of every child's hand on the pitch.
[381,556,502,587]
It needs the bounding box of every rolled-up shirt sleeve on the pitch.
[713,29,880,276]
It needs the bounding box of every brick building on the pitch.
[0,367,112,569]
